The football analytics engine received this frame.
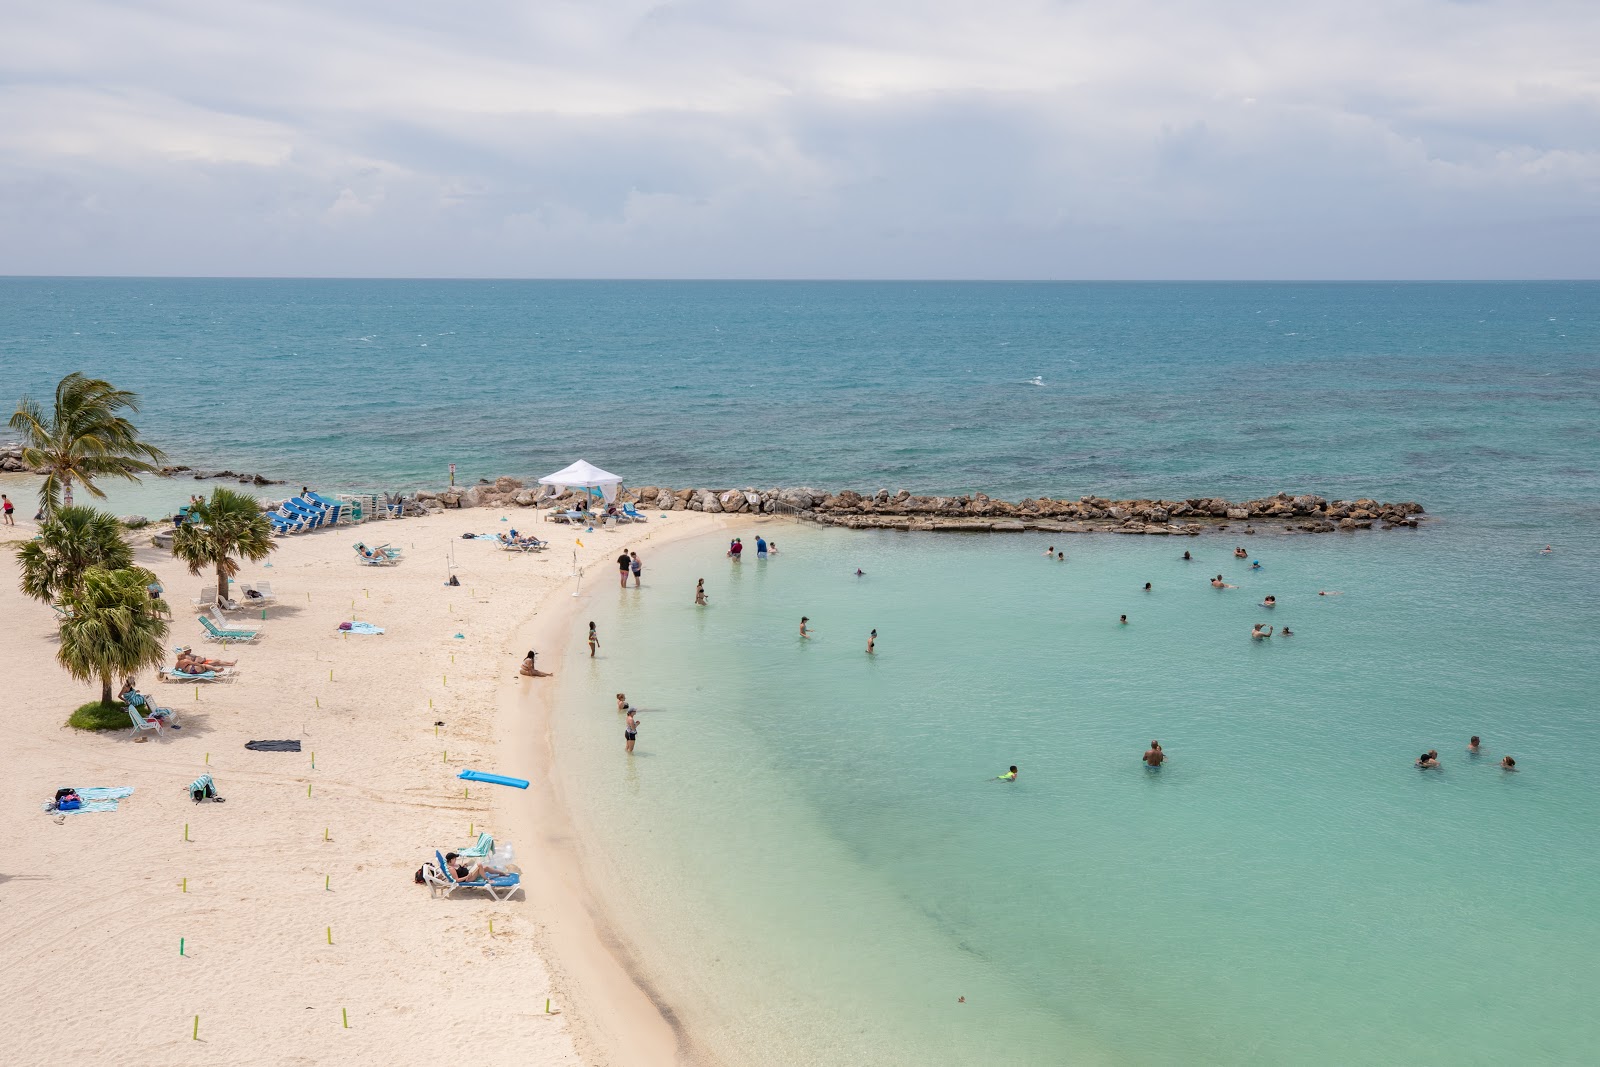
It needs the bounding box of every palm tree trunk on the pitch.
[101,674,113,706]
[63,473,74,509]
[218,563,230,603]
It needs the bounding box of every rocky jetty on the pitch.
[402,478,1425,535]
[0,443,29,472]
[158,464,284,486]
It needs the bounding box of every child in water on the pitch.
[997,766,1018,781]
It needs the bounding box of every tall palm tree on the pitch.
[17,506,135,605]
[57,566,170,706]
[9,371,167,515]
[172,487,276,602]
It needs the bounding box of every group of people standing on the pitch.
[726,535,774,560]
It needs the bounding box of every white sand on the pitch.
[1,503,723,1065]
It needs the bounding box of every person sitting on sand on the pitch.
[1501,756,1517,771]
[1211,575,1236,588]
[1261,595,1276,608]
[1143,741,1165,768]
[519,650,552,678]
[1251,624,1273,640]
[1417,750,1441,769]
[997,765,1018,781]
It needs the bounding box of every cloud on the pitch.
[0,0,1596,277]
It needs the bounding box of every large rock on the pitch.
[743,490,762,512]
[493,476,524,492]
[720,489,746,513]
[513,489,537,506]
[1225,507,1250,520]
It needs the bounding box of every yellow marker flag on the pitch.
[575,539,584,547]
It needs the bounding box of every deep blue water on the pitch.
[3,280,1596,525]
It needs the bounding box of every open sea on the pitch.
[4,280,1598,1064]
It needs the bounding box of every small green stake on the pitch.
[325,874,330,891]
[307,783,312,798]
[327,926,333,945]
[546,999,552,1014]
[182,877,187,893]
[184,823,190,842]
[180,937,185,956]
[343,1007,349,1029]
[324,826,329,841]
[193,1015,199,1041]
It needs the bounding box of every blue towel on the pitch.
[60,786,134,813]
[342,622,386,635]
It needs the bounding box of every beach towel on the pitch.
[245,740,302,752]
[338,621,385,635]
[55,786,134,813]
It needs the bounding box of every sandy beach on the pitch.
[1,500,723,1066]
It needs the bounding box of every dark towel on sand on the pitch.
[245,740,302,752]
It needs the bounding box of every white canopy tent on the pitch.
[538,459,623,505]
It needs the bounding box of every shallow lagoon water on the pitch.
[551,519,1599,1065]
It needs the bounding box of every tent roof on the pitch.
[538,459,622,488]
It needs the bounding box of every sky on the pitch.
[0,0,1596,279]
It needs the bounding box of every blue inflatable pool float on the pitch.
[457,769,530,789]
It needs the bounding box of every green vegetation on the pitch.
[57,566,170,706]
[18,505,134,605]
[9,371,166,515]
[68,699,134,731]
[172,487,276,602]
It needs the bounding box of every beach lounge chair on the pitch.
[458,832,495,858]
[622,503,649,522]
[51,603,74,620]
[209,604,260,631]
[127,704,162,737]
[128,691,179,726]
[159,666,233,683]
[199,615,261,643]
[430,850,522,901]
[352,542,400,566]
[192,586,219,608]
[237,580,276,605]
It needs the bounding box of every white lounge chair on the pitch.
[127,704,162,737]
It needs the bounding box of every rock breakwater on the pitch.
[406,478,1426,536]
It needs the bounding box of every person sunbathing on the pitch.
[176,648,236,669]
[518,651,552,678]
[453,860,512,882]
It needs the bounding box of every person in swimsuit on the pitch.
[1044,545,1055,557]
[1318,590,1342,596]
[1417,751,1441,769]
[756,536,767,559]
[617,551,631,587]
[1500,756,1517,771]
[1056,552,1064,562]
[768,541,778,555]
[997,766,1018,782]
[1143,742,1165,768]
[854,568,864,576]
[1251,560,1262,570]
[1540,546,1553,554]
[1119,614,1128,625]
[866,629,876,654]
[617,692,630,711]
[1143,582,1152,592]
[1211,575,1236,588]
[1468,736,1481,754]
[695,579,707,605]
[800,616,812,638]
[1251,624,1273,640]
[176,647,236,669]
[1,494,12,525]
[519,650,552,677]
[1261,595,1276,608]
[1182,550,1192,560]
[1280,626,1293,636]
[630,550,642,587]
[625,708,639,753]
[588,622,599,657]
[1234,547,1248,558]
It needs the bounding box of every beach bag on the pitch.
[58,796,82,811]
[338,621,353,630]
[55,787,77,802]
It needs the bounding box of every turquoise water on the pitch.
[4,280,1598,1062]
[553,522,1599,1066]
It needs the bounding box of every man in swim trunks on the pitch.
[625,709,639,753]
[617,551,631,587]
[1143,741,1165,768]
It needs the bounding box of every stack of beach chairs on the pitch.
[266,492,343,535]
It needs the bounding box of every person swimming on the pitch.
[1417,750,1441,769]
[1056,552,1064,561]
[1182,550,1192,560]
[854,568,865,576]
[616,692,630,711]
[1143,582,1152,591]
[1119,614,1128,625]
[1143,741,1165,768]
[1250,560,1262,570]
[1044,545,1055,557]
[1261,595,1276,608]
[997,765,1018,782]
[1540,545,1553,554]
[1234,547,1248,559]
[1280,626,1293,636]
[1211,575,1236,588]
[1251,624,1273,640]
[1318,590,1343,596]
[1469,735,1481,754]
[1501,756,1517,771]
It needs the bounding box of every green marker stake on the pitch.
[184,823,191,842]
[327,926,333,945]
[325,874,330,891]
[343,1007,349,1029]
[182,877,187,893]
[193,1015,199,1041]
[545,999,551,1014]
[180,937,185,956]
[488,919,494,935]
[324,826,329,841]
[195,685,199,701]
[307,783,312,798]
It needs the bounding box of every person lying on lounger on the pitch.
[176,648,236,670]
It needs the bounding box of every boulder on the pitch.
[720,489,746,513]
[744,491,762,511]
[1225,507,1250,520]
[493,476,524,492]
[514,489,537,506]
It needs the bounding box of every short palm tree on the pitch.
[17,506,134,605]
[172,487,276,602]
[9,371,167,515]
[57,566,170,706]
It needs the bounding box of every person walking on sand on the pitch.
[866,629,877,654]
[800,616,813,638]
[1,494,13,525]
[617,551,631,588]
[625,708,639,754]
[695,579,707,605]
[1143,741,1165,768]
[588,622,599,657]
[630,550,642,587]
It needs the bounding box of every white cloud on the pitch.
[0,0,1596,276]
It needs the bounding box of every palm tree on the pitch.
[172,487,276,602]
[57,566,170,706]
[9,371,167,515]
[17,506,134,605]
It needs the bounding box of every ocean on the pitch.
[3,280,1598,1064]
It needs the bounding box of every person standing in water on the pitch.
[1044,545,1055,557]
[1143,741,1165,768]
[630,550,643,587]
[1251,624,1273,640]
[800,616,813,638]
[1468,736,1482,755]
[1119,614,1128,625]
[756,535,768,559]
[769,541,778,556]
[587,622,599,657]
[1143,582,1152,592]
[695,579,707,605]
[1181,550,1192,561]
[866,629,877,654]
[625,708,639,754]
[997,766,1018,782]
[617,551,631,588]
